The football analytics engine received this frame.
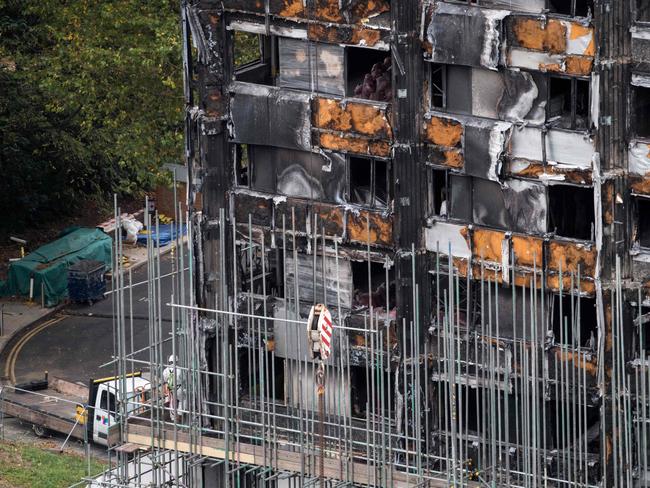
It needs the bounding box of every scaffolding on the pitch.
[74,195,649,488]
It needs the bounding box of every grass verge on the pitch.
[0,440,106,488]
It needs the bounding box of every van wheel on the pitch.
[32,424,48,438]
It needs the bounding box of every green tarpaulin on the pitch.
[1,228,112,307]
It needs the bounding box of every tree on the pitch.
[0,0,183,230]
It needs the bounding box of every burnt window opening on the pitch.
[637,0,650,22]
[489,284,546,342]
[548,185,594,240]
[238,242,284,298]
[348,47,392,102]
[234,32,275,85]
[636,198,650,248]
[349,156,391,209]
[234,31,262,68]
[435,384,530,445]
[551,295,598,348]
[351,260,395,311]
[431,274,480,330]
[428,168,449,218]
[547,0,593,17]
[634,86,650,137]
[548,401,600,451]
[234,144,250,188]
[429,63,472,115]
[548,76,589,130]
[430,63,447,110]
[238,350,285,401]
[350,365,393,418]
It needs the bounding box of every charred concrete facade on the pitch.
[156,0,650,486]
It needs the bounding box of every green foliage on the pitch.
[0,0,183,230]
[234,31,261,67]
[0,440,105,487]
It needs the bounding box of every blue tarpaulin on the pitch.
[136,224,187,247]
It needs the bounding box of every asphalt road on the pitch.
[10,251,189,383]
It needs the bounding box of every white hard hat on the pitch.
[168,355,177,364]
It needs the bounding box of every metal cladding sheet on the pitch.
[632,26,650,64]
[464,118,512,181]
[285,253,353,309]
[427,3,509,70]
[476,0,544,12]
[249,146,346,203]
[545,130,594,169]
[497,70,547,124]
[424,222,471,257]
[472,178,510,229]
[230,82,312,150]
[630,141,650,176]
[632,72,650,88]
[510,126,594,169]
[507,49,565,72]
[450,175,473,221]
[278,38,345,96]
[469,68,503,119]
[503,178,547,234]
[229,20,308,39]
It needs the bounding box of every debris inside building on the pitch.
[102,1,650,487]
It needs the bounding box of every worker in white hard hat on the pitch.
[162,354,183,422]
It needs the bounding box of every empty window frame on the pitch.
[234,31,263,68]
[427,168,449,218]
[351,260,394,310]
[237,241,284,297]
[547,76,590,130]
[433,384,525,445]
[634,86,650,138]
[349,156,391,208]
[430,63,447,110]
[349,365,394,418]
[551,294,598,348]
[238,350,285,400]
[548,185,594,240]
[431,273,480,330]
[347,47,392,102]
[234,144,250,188]
[233,31,275,85]
[547,400,600,451]
[491,283,546,341]
[636,0,650,22]
[636,197,650,248]
[429,63,474,115]
[547,0,594,17]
